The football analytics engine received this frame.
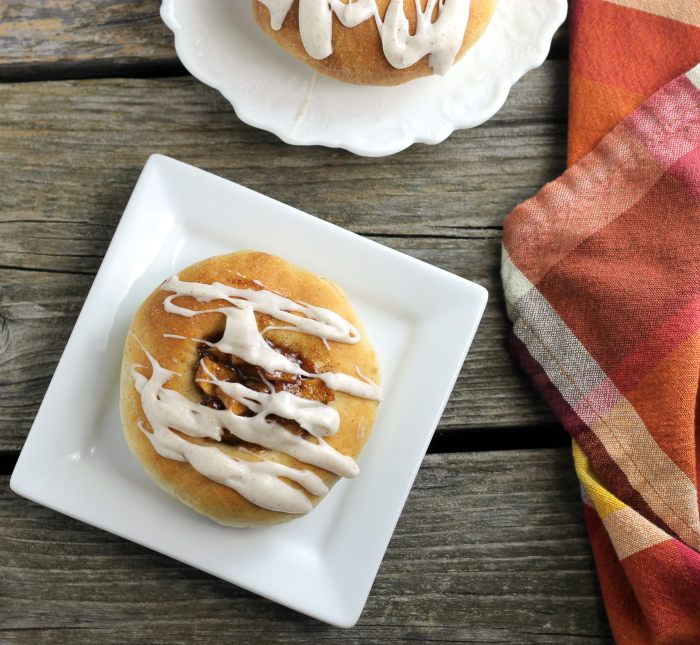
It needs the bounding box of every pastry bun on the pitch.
[120,251,381,527]
[253,0,500,86]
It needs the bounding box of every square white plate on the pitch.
[11,154,487,628]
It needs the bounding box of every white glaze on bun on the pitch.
[261,0,471,75]
[253,0,500,85]
[120,251,382,527]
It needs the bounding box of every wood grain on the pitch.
[0,0,184,82]
[0,63,567,256]
[0,449,612,644]
[0,63,567,449]
[0,1,569,82]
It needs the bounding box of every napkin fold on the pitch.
[503,2,700,642]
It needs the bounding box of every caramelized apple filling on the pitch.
[194,331,334,452]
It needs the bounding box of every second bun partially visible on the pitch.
[253,0,500,86]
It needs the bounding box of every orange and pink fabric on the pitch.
[502,1,700,642]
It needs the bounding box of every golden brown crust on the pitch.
[119,251,381,527]
[253,0,500,86]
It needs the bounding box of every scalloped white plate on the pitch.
[11,155,487,628]
[160,0,566,157]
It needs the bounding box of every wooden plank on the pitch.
[0,1,569,82]
[0,269,95,450]
[0,0,183,83]
[0,64,566,449]
[0,448,612,643]
[0,63,567,272]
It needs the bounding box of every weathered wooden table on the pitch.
[0,2,615,643]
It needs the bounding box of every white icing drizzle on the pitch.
[130,274,381,515]
[199,362,341,439]
[135,414,327,514]
[160,275,381,401]
[263,0,295,29]
[132,346,336,513]
[163,275,360,345]
[260,0,471,76]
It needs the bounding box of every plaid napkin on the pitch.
[569,1,700,166]
[502,2,700,642]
